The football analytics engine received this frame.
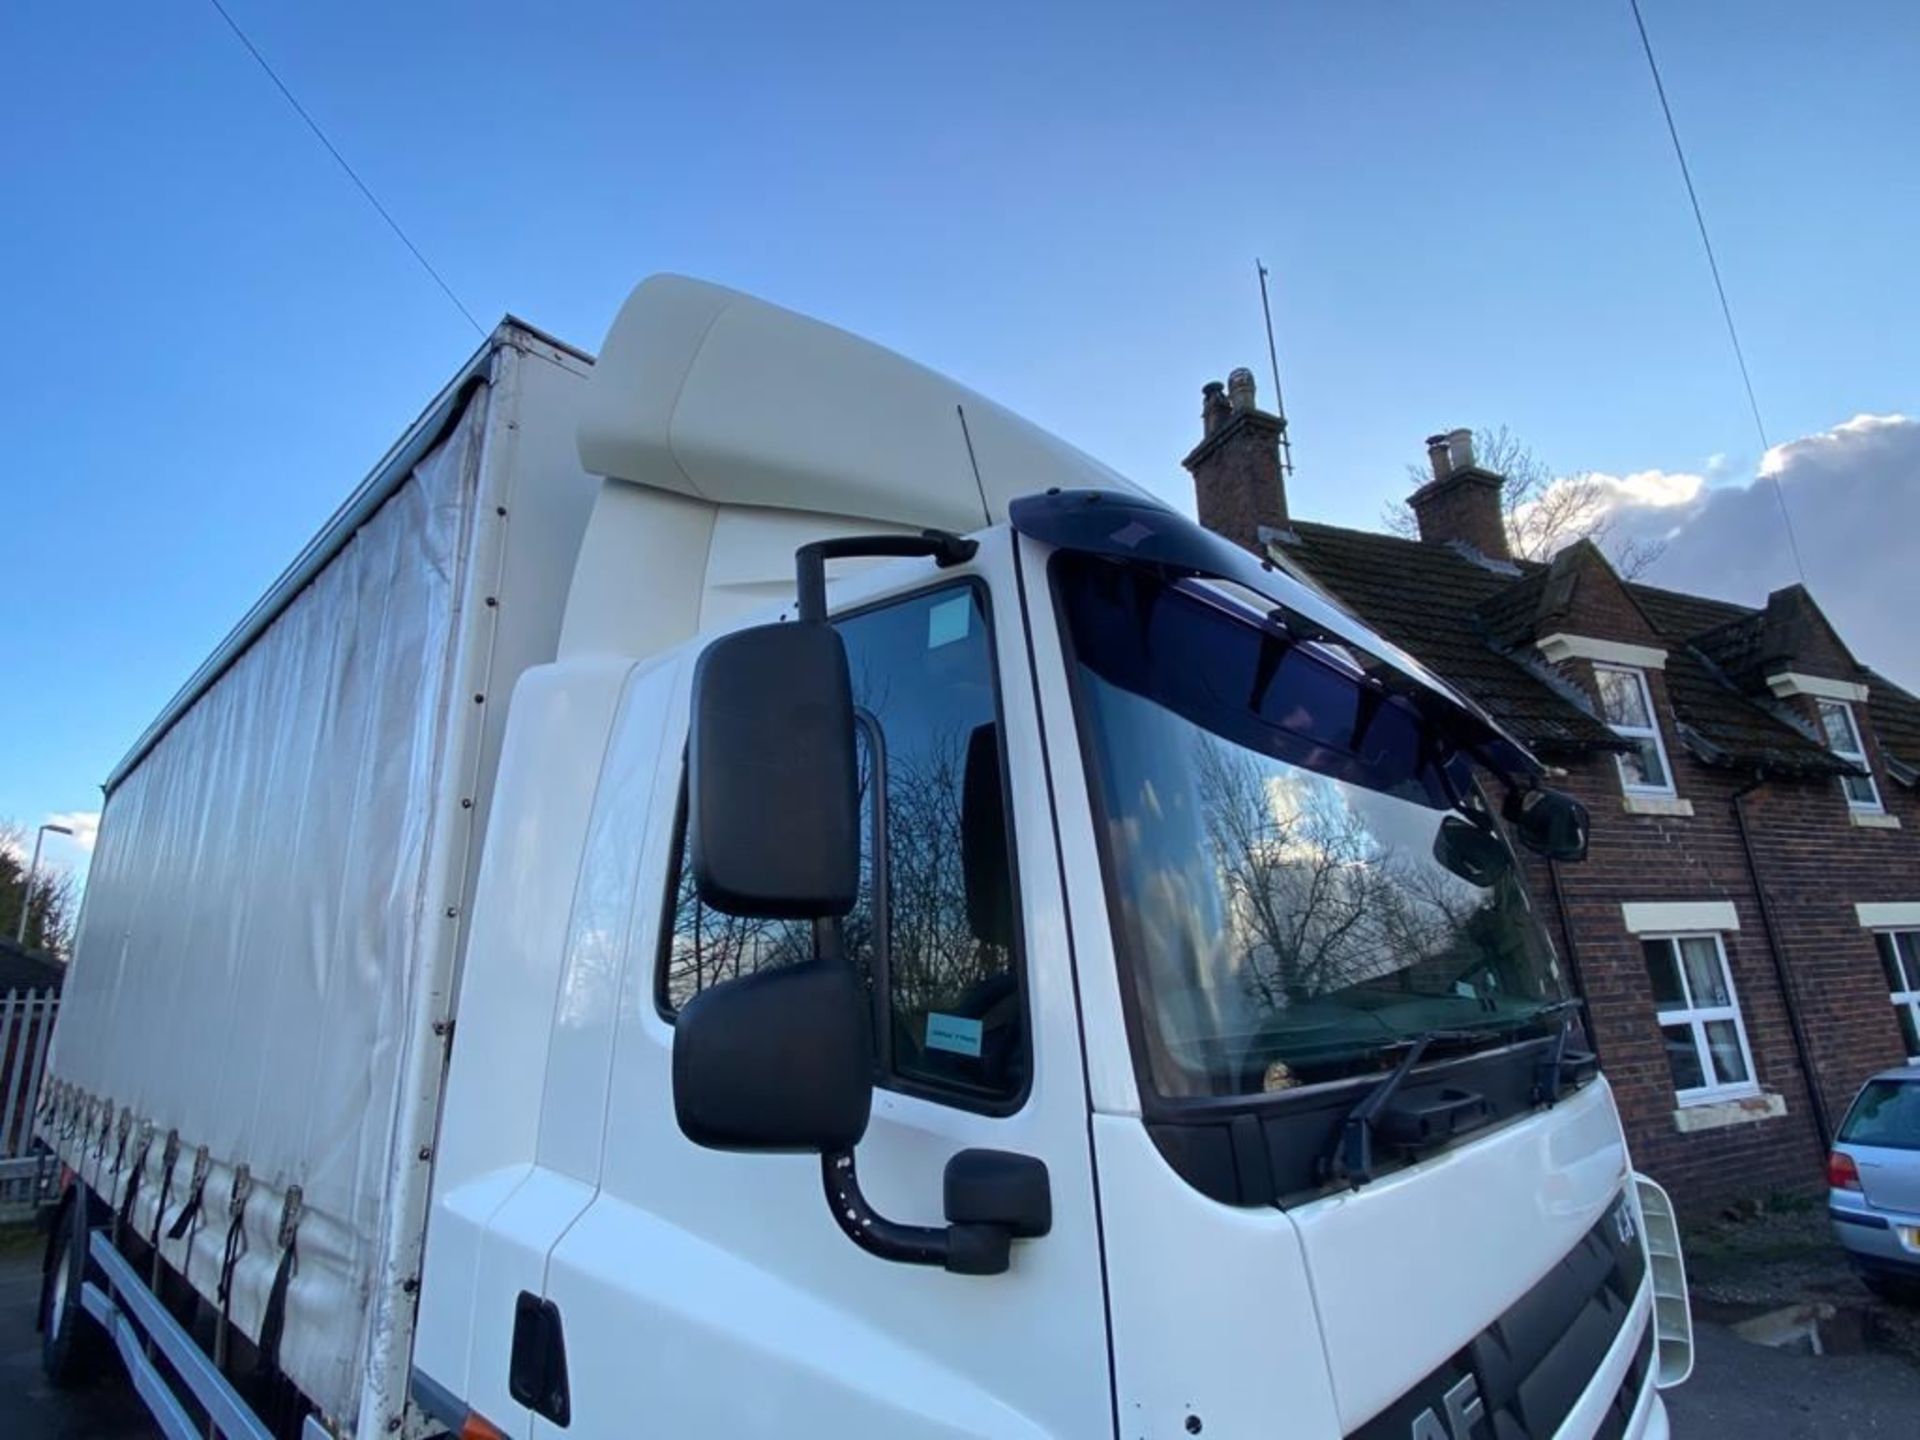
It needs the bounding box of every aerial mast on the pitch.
[1255,258,1295,477]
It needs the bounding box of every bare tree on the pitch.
[881,728,1007,1018]
[0,821,76,957]
[1192,742,1550,1025]
[1194,742,1406,1007]
[1383,426,1665,578]
[660,724,1009,1023]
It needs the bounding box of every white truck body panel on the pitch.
[45,326,602,1428]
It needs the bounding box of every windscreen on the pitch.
[1053,552,1568,1100]
[1841,1080,1920,1150]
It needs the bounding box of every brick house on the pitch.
[1183,370,1920,1214]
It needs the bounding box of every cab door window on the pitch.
[660,582,1026,1108]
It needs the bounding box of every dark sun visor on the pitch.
[1009,488,1542,781]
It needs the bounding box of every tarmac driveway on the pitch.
[1665,1318,1920,1439]
[0,1230,156,1439]
[4,1224,1920,1440]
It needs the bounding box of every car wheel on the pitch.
[40,1191,107,1387]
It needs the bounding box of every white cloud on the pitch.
[1511,467,1704,556]
[45,811,100,854]
[1572,413,1918,691]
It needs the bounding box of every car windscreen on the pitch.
[1052,550,1570,1100]
[1840,1079,1920,1151]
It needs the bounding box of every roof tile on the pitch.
[1278,521,1856,777]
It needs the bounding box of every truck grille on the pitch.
[1349,1191,1648,1439]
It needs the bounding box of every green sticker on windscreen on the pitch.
[927,594,971,650]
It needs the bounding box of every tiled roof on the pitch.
[1278,520,1870,778]
[1629,582,1895,780]
[1626,583,1749,639]
[1682,608,1770,683]
[1285,524,1621,754]
[1867,670,1920,785]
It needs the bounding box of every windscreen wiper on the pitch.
[1322,1029,1493,1189]
[1526,1000,1598,1106]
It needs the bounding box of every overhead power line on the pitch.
[1628,0,1806,585]
[204,0,486,338]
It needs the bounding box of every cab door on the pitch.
[539,531,1112,1436]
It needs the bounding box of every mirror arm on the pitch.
[821,1149,1010,1276]
[794,531,980,622]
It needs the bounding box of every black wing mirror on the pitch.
[673,959,872,1152]
[1503,786,1590,862]
[688,620,860,917]
[675,617,873,1154]
[1432,815,1513,885]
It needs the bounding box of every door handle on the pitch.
[509,1291,570,1426]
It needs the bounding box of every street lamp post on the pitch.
[14,823,74,946]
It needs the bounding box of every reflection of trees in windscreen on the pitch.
[664,888,811,1007]
[663,740,874,1008]
[663,727,1005,1015]
[883,728,1008,1020]
[1194,740,1488,1014]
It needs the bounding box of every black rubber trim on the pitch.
[1830,1207,1893,1230]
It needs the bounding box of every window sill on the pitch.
[1851,811,1902,830]
[1622,794,1693,817]
[1672,1091,1787,1134]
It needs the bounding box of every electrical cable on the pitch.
[1628,0,1807,584]
[204,0,486,338]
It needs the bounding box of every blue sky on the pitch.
[3,1,1916,884]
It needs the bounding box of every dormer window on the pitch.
[1595,664,1675,797]
[1816,698,1881,811]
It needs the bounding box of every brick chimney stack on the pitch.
[1183,367,1289,554]
[1407,427,1510,561]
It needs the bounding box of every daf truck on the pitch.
[35,275,1692,1439]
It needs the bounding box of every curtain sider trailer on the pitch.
[37,277,1692,1439]
[40,319,603,1434]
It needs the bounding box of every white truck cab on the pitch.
[40,277,1691,1440]
[412,282,1690,1438]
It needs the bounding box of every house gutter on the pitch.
[1731,775,1833,1154]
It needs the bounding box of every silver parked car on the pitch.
[1829,1064,1920,1298]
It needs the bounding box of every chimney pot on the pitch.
[1227,367,1257,413]
[1202,381,1228,437]
[1409,425,1509,561]
[1446,427,1475,472]
[1185,366,1287,553]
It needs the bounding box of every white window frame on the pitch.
[1873,928,1920,1064]
[1643,931,1759,1106]
[1817,698,1882,812]
[1594,663,1677,798]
